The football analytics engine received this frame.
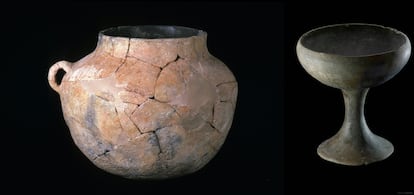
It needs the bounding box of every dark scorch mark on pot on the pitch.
[85,95,96,130]
[84,95,102,137]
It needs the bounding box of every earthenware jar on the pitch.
[48,26,238,179]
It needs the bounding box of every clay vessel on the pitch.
[48,26,238,179]
[297,23,410,165]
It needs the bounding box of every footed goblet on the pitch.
[296,23,411,165]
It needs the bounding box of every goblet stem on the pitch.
[317,88,394,165]
[342,89,368,140]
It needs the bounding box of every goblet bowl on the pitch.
[297,23,410,90]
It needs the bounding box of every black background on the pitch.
[285,1,413,194]
[3,1,414,194]
[3,1,283,194]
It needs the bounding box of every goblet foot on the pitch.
[317,129,394,165]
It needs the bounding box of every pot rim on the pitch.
[99,25,206,40]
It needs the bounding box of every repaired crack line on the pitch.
[153,67,162,98]
[153,55,181,102]
[126,55,158,67]
[114,38,131,73]
[162,54,182,70]
[125,108,143,134]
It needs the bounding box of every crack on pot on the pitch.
[152,55,182,103]
[129,105,144,134]
[118,88,149,105]
[115,106,142,135]
[211,103,215,125]
[153,124,174,134]
[162,55,182,70]
[151,132,163,155]
[132,98,150,111]
[123,103,138,117]
[171,106,181,118]
[93,149,111,160]
[215,80,237,104]
[126,110,143,134]
[153,67,162,95]
[150,96,169,104]
[206,121,220,133]
[126,55,157,67]
[215,80,237,87]
[114,38,131,73]
[114,59,126,74]
[138,120,176,134]
[131,100,180,134]
[114,105,119,116]
[125,38,131,59]
[95,94,113,102]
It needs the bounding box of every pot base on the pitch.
[317,131,394,166]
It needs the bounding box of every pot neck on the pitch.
[95,33,209,60]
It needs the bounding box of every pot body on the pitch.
[48,26,237,179]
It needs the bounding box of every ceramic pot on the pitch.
[48,26,238,179]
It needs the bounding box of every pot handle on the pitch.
[48,60,72,94]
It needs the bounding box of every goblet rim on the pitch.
[297,23,411,58]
